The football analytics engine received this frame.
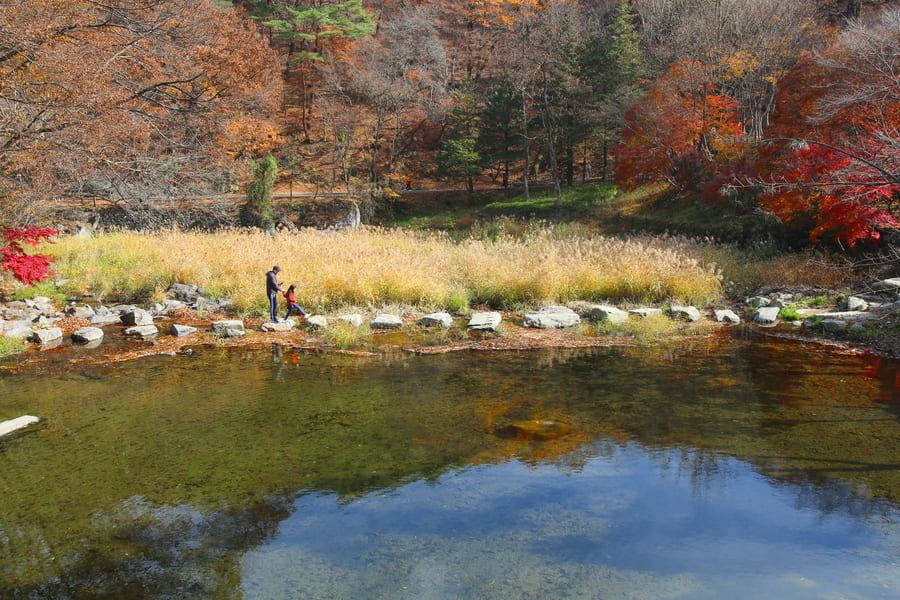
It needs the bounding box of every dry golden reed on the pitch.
[46,227,723,316]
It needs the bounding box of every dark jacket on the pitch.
[266,270,282,295]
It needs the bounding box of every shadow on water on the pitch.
[2,332,900,598]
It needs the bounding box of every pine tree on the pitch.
[438,78,482,201]
[479,73,521,189]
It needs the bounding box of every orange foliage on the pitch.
[0,0,281,205]
[613,60,746,190]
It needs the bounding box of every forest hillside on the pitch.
[2,0,899,250]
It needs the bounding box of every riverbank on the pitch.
[5,285,893,377]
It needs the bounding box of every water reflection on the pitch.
[1,337,900,598]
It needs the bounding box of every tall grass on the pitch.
[44,226,724,316]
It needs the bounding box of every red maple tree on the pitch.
[1,225,57,285]
[757,10,900,246]
[613,60,745,191]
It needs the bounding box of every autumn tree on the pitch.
[756,7,900,246]
[0,0,281,217]
[329,3,450,183]
[635,0,817,140]
[613,60,745,190]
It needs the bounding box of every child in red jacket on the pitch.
[283,284,308,319]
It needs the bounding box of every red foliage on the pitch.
[757,14,900,246]
[613,60,746,191]
[1,226,58,285]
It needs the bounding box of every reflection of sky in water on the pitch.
[242,443,900,600]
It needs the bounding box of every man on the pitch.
[266,265,283,322]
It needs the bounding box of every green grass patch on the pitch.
[0,337,25,359]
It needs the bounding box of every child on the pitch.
[283,284,308,319]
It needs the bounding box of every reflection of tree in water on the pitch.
[4,492,295,600]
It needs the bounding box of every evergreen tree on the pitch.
[240,154,277,231]
[437,78,482,201]
[585,0,648,180]
[479,73,521,189]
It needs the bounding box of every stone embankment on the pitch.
[3,279,900,355]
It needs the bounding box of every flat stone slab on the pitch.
[90,314,122,325]
[714,309,741,324]
[523,306,580,329]
[870,278,900,293]
[71,326,104,343]
[170,324,197,337]
[0,415,41,438]
[753,306,781,325]
[418,312,453,328]
[814,311,868,320]
[305,315,328,330]
[468,311,502,332]
[371,314,403,329]
[123,324,158,338]
[822,319,847,332]
[30,327,63,344]
[589,305,629,324]
[338,314,363,327]
[3,322,33,339]
[670,305,701,322]
[211,320,244,334]
[260,320,294,332]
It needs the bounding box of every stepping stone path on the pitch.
[305,315,328,330]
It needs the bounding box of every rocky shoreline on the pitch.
[5,278,900,366]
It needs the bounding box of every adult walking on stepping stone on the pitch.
[266,265,284,322]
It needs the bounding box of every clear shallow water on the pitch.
[2,334,900,599]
